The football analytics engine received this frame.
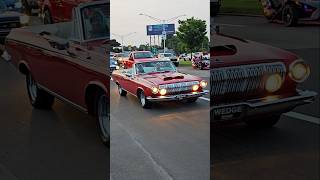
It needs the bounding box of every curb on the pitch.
[219,12,264,18]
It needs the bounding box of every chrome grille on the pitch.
[210,62,286,96]
[159,81,199,94]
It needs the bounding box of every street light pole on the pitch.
[112,32,137,52]
[139,13,186,53]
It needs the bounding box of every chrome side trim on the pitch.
[37,84,88,113]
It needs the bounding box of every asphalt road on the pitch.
[0,59,109,180]
[211,15,320,180]
[110,67,210,180]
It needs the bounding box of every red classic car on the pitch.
[122,51,157,69]
[5,1,110,145]
[211,30,317,127]
[39,0,92,24]
[112,60,209,108]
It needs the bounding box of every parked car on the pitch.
[113,51,129,65]
[192,54,210,70]
[178,53,190,61]
[211,0,221,16]
[112,60,208,108]
[39,0,92,24]
[5,1,110,145]
[0,0,29,43]
[211,30,317,127]
[158,52,179,66]
[110,56,119,74]
[122,51,156,69]
[260,0,320,26]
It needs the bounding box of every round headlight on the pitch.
[200,80,207,88]
[289,60,310,82]
[192,85,199,91]
[159,89,167,96]
[151,87,159,94]
[265,74,283,93]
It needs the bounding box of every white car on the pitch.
[158,53,179,67]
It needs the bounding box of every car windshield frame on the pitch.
[134,61,177,75]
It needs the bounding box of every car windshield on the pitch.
[134,52,153,59]
[135,61,176,74]
[82,3,109,40]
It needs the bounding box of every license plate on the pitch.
[176,94,186,100]
[213,106,243,116]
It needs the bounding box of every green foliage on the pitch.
[176,17,208,54]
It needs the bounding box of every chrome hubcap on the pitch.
[28,75,37,102]
[98,94,109,141]
[140,92,146,106]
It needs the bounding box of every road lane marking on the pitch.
[199,97,320,125]
[284,112,320,125]
[112,117,174,180]
[199,97,210,101]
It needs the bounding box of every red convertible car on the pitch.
[211,30,317,127]
[5,1,110,145]
[112,60,208,108]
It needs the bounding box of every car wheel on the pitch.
[138,91,152,108]
[282,5,299,27]
[186,97,198,103]
[26,73,54,109]
[175,62,179,67]
[245,115,280,128]
[43,9,53,24]
[118,84,127,96]
[95,90,109,146]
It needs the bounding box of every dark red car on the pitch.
[122,51,157,69]
[5,1,110,145]
[112,60,208,108]
[211,31,317,127]
[39,0,92,24]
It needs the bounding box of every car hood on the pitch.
[211,33,298,68]
[138,72,201,86]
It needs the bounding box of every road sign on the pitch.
[146,24,175,36]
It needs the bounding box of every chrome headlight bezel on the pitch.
[289,59,310,83]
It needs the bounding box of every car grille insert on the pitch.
[159,81,199,94]
[210,62,286,96]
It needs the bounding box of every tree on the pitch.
[176,17,207,56]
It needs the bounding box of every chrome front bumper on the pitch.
[211,90,317,121]
[147,90,209,102]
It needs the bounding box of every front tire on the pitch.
[245,115,281,128]
[138,91,152,109]
[95,90,109,146]
[26,74,54,109]
[118,84,127,96]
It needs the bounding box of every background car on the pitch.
[158,52,179,66]
[260,0,320,26]
[122,51,156,69]
[192,54,210,70]
[0,0,29,43]
[110,56,119,74]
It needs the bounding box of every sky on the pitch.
[110,0,210,47]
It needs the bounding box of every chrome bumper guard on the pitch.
[147,90,209,102]
[211,90,317,121]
